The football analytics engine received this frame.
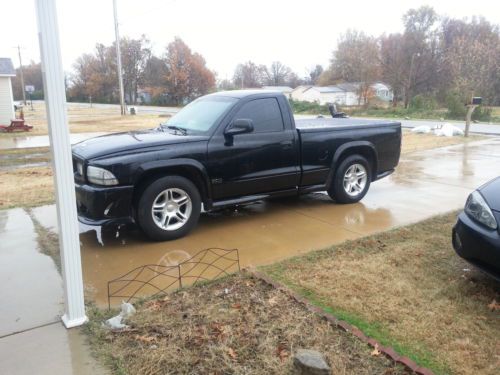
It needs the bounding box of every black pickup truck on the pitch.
[72,90,401,240]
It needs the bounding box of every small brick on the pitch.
[381,347,400,362]
[398,356,418,372]
[336,320,351,332]
[416,367,435,375]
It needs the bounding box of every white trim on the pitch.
[62,314,89,329]
[36,0,88,328]
[7,77,15,120]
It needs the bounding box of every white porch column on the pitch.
[35,0,88,328]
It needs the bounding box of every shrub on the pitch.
[445,92,492,121]
[410,95,438,111]
[289,99,329,114]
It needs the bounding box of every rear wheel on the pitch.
[328,155,371,204]
[137,176,201,241]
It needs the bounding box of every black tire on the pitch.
[328,154,371,204]
[136,176,201,241]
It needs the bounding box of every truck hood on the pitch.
[72,129,209,159]
[478,176,500,211]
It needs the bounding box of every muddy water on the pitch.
[13,138,500,307]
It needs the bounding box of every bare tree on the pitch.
[326,30,381,105]
[233,61,266,88]
[263,61,292,86]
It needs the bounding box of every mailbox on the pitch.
[471,97,482,105]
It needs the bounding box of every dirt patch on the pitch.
[263,212,500,375]
[0,147,51,170]
[85,274,406,375]
[26,208,61,272]
[0,167,54,209]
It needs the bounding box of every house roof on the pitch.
[262,86,293,92]
[335,83,360,92]
[0,58,15,76]
[291,85,312,93]
[312,86,345,93]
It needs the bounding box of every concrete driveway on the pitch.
[67,137,500,306]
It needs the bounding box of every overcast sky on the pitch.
[1,0,499,82]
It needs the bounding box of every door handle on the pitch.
[280,140,293,150]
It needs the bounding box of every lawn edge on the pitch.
[246,268,435,375]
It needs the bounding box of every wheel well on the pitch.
[132,167,209,209]
[336,146,377,180]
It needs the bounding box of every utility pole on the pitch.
[405,52,420,109]
[16,45,27,105]
[113,0,126,115]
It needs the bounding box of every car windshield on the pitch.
[163,96,237,134]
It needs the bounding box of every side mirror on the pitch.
[225,119,254,136]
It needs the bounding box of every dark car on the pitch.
[72,90,401,241]
[453,177,500,280]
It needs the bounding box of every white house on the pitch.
[291,82,393,106]
[0,58,16,124]
[262,86,293,98]
[290,85,312,101]
[371,82,394,101]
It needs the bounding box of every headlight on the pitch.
[465,191,498,230]
[87,166,119,186]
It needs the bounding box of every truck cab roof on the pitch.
[207,89,284,99]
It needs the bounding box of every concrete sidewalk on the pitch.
[0,209,107,375]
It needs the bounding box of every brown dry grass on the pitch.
[263,212,500,375]
[85,274,406,375]
[401,130,484,154]
[0,167,54,209]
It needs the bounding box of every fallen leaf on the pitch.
[276,343,289,362]
[228,347,238,360]
[134,334,156,343]
[232,303,241,309]
[371,344,381,356]
[268,296,278,306]
[145,301,162,311]
[488,299,500,311]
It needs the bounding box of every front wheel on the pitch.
[137,176,201,241]
[328,155,371,204]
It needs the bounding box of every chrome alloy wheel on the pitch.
[151,188,192,231]
[343,164,368,197]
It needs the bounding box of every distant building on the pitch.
[291,82,393,106]
[0,58,16,124]
[261,86,293,98]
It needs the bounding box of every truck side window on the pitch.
[235,98,284,133]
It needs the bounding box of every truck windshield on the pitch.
[163,96,237,134]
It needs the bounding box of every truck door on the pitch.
[206,97,300,201]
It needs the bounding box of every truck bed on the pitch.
[295,117,401,132]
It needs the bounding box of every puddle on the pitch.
[5,138,500,308]
[0,132,107,149]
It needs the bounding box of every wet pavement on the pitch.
[34,137,500,306]
[0,209,108,375]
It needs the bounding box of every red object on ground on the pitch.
[0,118,34,132]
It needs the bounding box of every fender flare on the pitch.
[325,141,378,190]
[134,158,212,203]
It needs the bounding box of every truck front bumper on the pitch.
[75,183,135,226]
